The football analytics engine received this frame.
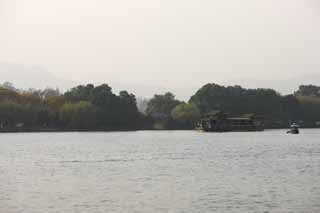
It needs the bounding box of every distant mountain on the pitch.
[0,62,75,91]
[0,62,193,100]
[108,81,195,101]
[2,62,318,101]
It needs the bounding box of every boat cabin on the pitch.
[198,111,264,132]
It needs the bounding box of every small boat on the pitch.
[287,124,299,134]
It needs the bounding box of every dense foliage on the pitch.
[171,103,201,129]
[145,92,182,129]
[146,92,182,116]
[0,83,142,130]
[294,85,320,97]
[1,82,320,131]
[189,83,320,127]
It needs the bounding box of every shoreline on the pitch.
[0,128,142,133]
[0,127,319,133]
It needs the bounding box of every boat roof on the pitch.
[201,117,252,121]
[290,124,300,128]
[227,117,251,120]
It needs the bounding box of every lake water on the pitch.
[0,130,319,213]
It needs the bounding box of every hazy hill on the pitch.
[0,62,193,100]
[0,62,75,91]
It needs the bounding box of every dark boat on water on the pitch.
[287,124,299,134]
[197,111,264,132]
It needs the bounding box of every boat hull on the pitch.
[287,129,299,134]
[201,125,264,132]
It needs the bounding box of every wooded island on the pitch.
[1,82,320,131]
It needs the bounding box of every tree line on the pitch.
[1,82,320,131]
[0,83,144,130]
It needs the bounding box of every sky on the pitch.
[1,0,320,100]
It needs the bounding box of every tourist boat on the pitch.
[197,111,264,132]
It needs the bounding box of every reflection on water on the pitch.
[0,130,319,212]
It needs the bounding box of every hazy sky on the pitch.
[1,0,320,99]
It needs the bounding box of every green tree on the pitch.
[146,92,182,129]
[116,91,141,127]
[44,96,66,126]
[146,92,182,116]
[59,101,98,129]
[171,103,200,128]
[0,87,20,102]
[296,96,320,126]
[190,83,283,118]
[64,84,95,102]
[0,101,24,127]
[294,85,320,97]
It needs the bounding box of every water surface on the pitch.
[0,130,319,212]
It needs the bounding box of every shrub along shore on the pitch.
[1,82,320,132]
